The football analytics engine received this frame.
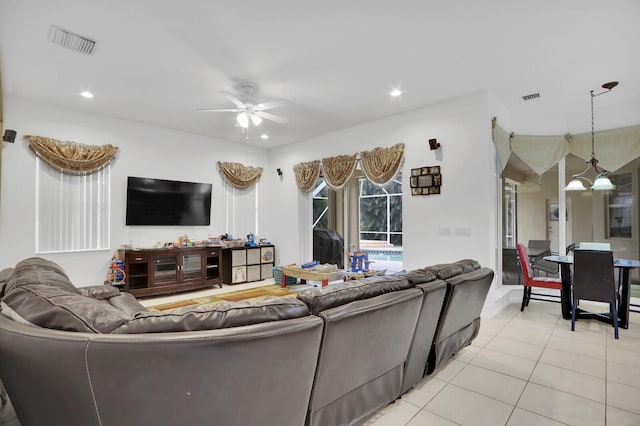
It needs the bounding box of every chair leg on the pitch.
[571,297,576,332]
[525,287,532,307]
[612,302,619,340]
[521,286,528,311]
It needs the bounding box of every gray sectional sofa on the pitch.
[0,257,493,426]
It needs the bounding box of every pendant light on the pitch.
[565,81,619,191]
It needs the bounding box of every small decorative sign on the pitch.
[410,166,441,195]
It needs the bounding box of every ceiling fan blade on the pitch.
[256,111,288,124]
[254,100,284,111]
[220,91,246,109]
[196,108,240,112]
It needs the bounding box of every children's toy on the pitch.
[347,251,374,272]
[107,257,126,285]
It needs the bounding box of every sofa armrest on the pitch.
[78,285,121,300]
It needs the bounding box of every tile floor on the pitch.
[1,296,639,425]
[363,301,640,426]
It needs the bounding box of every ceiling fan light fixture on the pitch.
[250,114,263,126]
[390,89,402,97]
[237,112,249,128]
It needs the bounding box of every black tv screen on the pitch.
[126,177,212,226]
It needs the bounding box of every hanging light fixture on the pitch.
[565,81,619,191]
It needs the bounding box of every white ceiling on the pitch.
[1,0,639,148]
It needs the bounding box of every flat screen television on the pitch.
[126,176,212,226]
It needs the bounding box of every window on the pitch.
[312,178,329,229]
[35,158,111,253]
[606,173,632,239]
[359,173,403,246]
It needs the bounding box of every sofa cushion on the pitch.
[78,285,121,300]
[425,259,480,280]
[113,296,310,333]
[0,268,15,299]
[9,257,80,295]
[297,275,411,315]
[394,269,437,285]
[1,284,129,333]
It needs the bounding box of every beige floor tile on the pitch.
[607,381,640,414]
[430,360,466,382]
[363,400,421,426]
[471,348,537,381]
[452,344,480,363]
[546,334,606,360]
[517,383,605,426]
[478,319,508,335]
[539,347,606,378]
[606,406,640,425]
[470,332,493,348]
[450,364,526,405]
[607,360,640,388]
[506,408,566,426]
[605,332,640,352]
[529,363,605,402]
[607,346,640,369]
[508,317,558,334]
[425,384,513,426]
[497,325,551,346]
[406,410,458,426]
[401,377,447,408]
[551,322,607,345]
[484,336,545,361]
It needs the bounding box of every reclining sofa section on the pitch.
[0,257,493,426]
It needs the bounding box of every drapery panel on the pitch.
[293,160,321,192]
[360,143,405,185]
[492,119,640,176]
[217,161,263,189]
[321,154,358,190]
[25,135,118,175]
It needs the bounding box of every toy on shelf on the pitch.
[347,251,374,272]
[107,257,126,285]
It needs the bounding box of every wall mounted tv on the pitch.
[126,177,212,226]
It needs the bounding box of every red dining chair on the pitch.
[516,243,562,312]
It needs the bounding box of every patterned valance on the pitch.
[25,135,118,175]
[321,153,358,190]
[360,143,405,185]
[293,160,321,192]
[217,161,263,189]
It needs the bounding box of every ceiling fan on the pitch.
[197,84,288,128]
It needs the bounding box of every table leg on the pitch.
[619,268,630,329]
[560,263,572,319]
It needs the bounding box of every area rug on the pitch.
[147,283,314,311]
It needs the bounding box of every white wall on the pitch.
[265,92,499,312]
[0,97,270,286]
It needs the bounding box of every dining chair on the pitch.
[516,243,562,312]
[572,249,619,339]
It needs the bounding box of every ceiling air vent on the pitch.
[48,25,96,55]
[522,93,541,101]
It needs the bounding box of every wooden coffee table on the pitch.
[280,265,342,288]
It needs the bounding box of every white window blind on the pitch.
[35,158,111,253]
[223,181,258,238]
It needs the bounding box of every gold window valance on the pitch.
[25,135,118,175]
[217,161,263,189]
[360,143,405,185]
[321,153,358,190]
[293,160,321,192]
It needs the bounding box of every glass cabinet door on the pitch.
[154,255,178,285]
[182,253,203,281]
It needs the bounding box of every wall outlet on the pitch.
[454,227,471,237]
[439,227,451,236]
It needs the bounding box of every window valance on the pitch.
[217,161,263,189]
[293,160,321,192]
[492,118,640,176]
[25,135,118,175]
[321,154,358,190]
[360,143,404,185]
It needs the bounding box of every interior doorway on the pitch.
[547,198,572,254]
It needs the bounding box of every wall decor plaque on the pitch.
[410,166,441,195]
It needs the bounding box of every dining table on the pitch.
[544,255,640,329]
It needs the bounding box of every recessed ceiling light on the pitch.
[260,134,269,140]
[80,91,94,98]
[390,89,402,97]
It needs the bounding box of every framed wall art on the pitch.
[410,166,441,195]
